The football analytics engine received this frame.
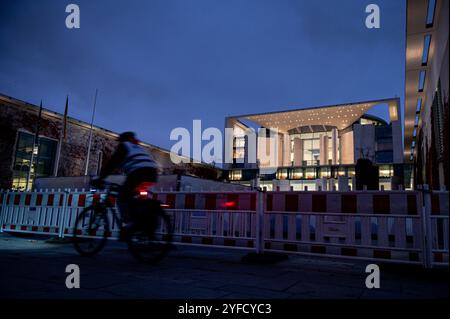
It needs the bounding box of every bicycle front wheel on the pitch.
[72,205,110,256]
[127,211,173,264]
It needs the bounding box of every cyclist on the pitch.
[92,132,159,237]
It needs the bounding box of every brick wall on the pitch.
[0,95,222,189]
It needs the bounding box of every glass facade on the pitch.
[290,131,336,166]
[12,131,57,190]
[375,125,394,163]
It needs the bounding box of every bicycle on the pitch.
[72,181,173,264]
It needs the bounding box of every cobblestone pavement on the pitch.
[0,233,448,299]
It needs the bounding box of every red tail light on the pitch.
[135,182,154,199]
[224,201,237,208]
[160,203,170,208]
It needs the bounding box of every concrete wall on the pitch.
[353,124,375,162]
[392,120,403,164]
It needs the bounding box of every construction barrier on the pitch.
[0,190,67,236]
[155,192,257,249]
[262,191,425,265]
[0,187,448,268]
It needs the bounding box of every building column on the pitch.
[319,134,328,165]
[283,133,291,167]
[293,137,303,166]
[331,128,338,164]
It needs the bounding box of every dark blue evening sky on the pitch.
[0,0,406,152]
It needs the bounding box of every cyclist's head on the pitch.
[118,131,138,143]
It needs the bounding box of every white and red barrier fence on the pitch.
[0,187,448,268]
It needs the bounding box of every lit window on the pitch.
[422,35,431,65]
[276,169,288,180]
[416,98,422,113]
[379,165,393,178]
[319,168,330,178]
[291,168,303,179]
[418,70,426,92]
[426,0,436,28]
[12,131,57,190]
[347,167,355,177]
[304,168,316,179]
[229,170,242,181]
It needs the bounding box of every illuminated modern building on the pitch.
[224,98,404,191]
[404,0,449,190]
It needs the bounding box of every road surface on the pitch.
[0,232,447,299]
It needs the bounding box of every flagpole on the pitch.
[25,100,43,190]
[54,134,63,177]
[54,96,68,177]
[84,89,98,176]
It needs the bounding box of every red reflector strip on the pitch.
[78,194,86,207]
[25,194,31,206]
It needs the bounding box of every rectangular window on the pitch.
[379,165,393,178]
[291,168,303,179]
[416,98,422,113]
[304,167,316,179]
[414,114,420,127]
[36,138,57,176]
[12,131,57,190]
[422,35,432,65]
[426,0,436,28]
[418,70,426,92]
[347,167,355,177]
[229,170,242,181]
[319,167,330,178]
[276,168,288,180]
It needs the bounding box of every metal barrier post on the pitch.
[421,184,433,268]
[58,191,69,238]
[0,190,7,233]
[255,190,264,254]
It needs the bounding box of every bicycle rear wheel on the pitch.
[72,205,110,256]
[127,211,173,264]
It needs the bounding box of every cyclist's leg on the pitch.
[118,182,133,225]
[119,168,155,225]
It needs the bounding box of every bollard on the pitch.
[0,190,7,233]
[255,190,264,254]
[421,184,433,268]
[59,191,69,238]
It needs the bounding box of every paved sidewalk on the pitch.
[0,233,447,299]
